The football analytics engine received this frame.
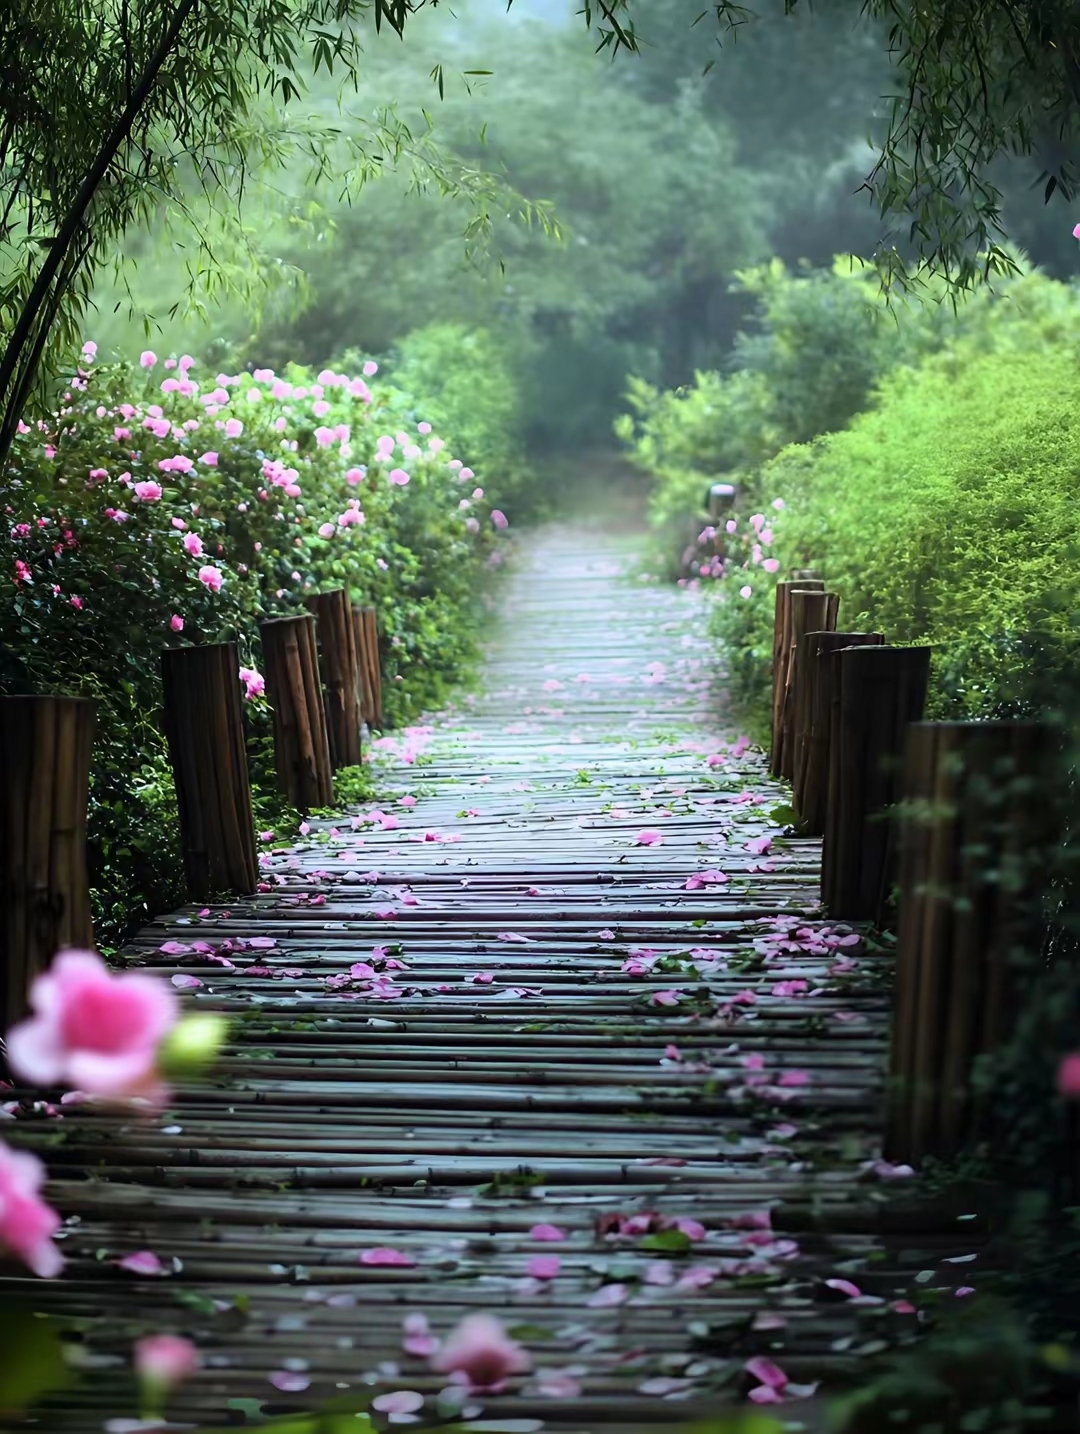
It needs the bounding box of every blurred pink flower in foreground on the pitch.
[1057,1052,1080,1096]
[135,1333,201,1390]
[0,1139,64,1277]
[431,1313,531,1391]
[6,948,177,1100]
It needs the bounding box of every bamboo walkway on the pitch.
[10,523,946,1430]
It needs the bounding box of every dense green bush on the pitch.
[707,288,1080,727]
[389,323,536,518]
[1,346,507,940]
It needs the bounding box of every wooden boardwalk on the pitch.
[10,523,934,1429]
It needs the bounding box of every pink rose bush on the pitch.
[1,347,512,943]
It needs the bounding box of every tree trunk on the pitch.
[160,642,258,901]
[0,696,94,1028]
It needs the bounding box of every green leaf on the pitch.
[0,1309,71,1411]
[638,1228,692,1253]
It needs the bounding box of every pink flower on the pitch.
[345,467,365,486]
[1057,1053,1080,1097]
[739,585,753,599]
[491,509,509,530]
[69,595,83,610]
[0,1140,64,1277]
[529,1223,566,1242]
[224,418,243,439]
[388,468,410,486]
[115,1250,166,1276]
[745,1356,789,1403]
[238,666,265,701]
[338,507,364,527]
[140,350,157,368]
[372,1391,424,1417]
[197,565,223,592]
[360,1246,415,1266]
[6,948,177,1099]
[318,522,335,538]
[134,1333,200,1389]
[363,360,379,377]
[431,1313,531,1391]
[200,451,218,467]
[133,481,162,502]
[528,1254,560,1279]
[169,615,184,632]
[635,829,663,846]
[182,532,203,557]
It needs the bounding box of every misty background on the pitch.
[90,0,1077,473]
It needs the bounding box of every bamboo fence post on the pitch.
[770,578,824,777]
[794,631,885,831]
[821,644,931,921]
[352,604,384,730]
[885,721,1051,1164]
[0,695,95,1028]
[778,588,839,782]
[259,614,334,811]
[160,643,259,902]
[308,589,362,769]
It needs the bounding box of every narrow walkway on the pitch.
[19,525,905,1429]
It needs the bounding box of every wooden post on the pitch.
[259,615,333,812]
[778,589,839,782]
[308,590,362,769]
[352,604,384,730]
[885,721,1051,1164]
[770,579,824,777]
[0,696,95,1029]
[160,643,259,903]
[821,644,931,921]
[793,631,885,830]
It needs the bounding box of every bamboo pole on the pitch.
[352,604,384,730]
[259,615,333,811]
[308,590,362,769]
[885,721,1050,1163]
[778,589,839,782]
[821,644,931,921]
[160,643,259,902]
[769,579,824,777]
[794,631,885,832]
[0,695,95,1028]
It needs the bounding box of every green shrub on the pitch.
[389,323,536,517]
[710,334,1080,727]
[1,347,507,941]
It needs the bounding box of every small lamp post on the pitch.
[704,481,738,521]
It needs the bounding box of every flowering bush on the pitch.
[1,346,508,938]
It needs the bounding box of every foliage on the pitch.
[0,0,559,472]
[95,14,770,452]
[618,259,932,559]
[0,345,506,940]
[390,324,536,517]
[589,0,1080,293]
